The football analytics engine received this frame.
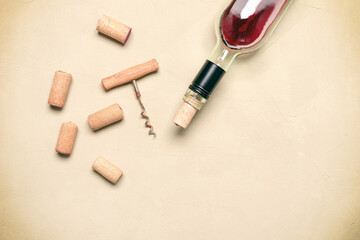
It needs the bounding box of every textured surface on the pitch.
[88,103,124,130]
[102,59,159,90]
[55,122,78,155]
[1,0,360,240]
[48,70,72,108]
[96,15,132,44]
[173,101,197,128]
[92,156,123,184]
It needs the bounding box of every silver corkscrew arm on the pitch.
[132,80,156,137]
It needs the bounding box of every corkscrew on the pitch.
[132,80,156,136]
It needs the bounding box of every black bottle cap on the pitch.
[189,60,226,99]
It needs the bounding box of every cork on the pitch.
[92,156,123,184]
[48,70,72,108]
[102,59,159,91]
[56,122,78,155]
[173,102,198,129]
[96,15,132,44]
[88,103,124,130]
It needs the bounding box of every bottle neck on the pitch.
[182,43,238,111]
[189,60,225,100]
[208,40,238,71]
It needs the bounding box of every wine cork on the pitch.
[102,59,159,91]
[56,122,78,155]
[173,102,198,129]
[48,70,72,108]
[96,15,132,44]
[88,103,124,130]
[92,156,123,184]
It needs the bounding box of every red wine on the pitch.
[221,0,288,49]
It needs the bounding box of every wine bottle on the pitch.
[173,0,294,128]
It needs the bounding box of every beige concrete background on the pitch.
[1,0,360,239]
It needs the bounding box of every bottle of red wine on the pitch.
[173,0,293,128]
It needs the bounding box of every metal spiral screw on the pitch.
[132,80,156,137]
